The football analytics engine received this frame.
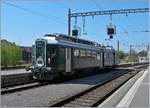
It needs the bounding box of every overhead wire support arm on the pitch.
[68,8,149,36]
[70,8,149,17]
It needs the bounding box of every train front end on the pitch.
[27,38,54,80]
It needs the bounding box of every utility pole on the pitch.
[68,8,71,36]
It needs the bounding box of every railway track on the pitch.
[1,63,148,95]
[1,82,50,95]
[48,65,148,107]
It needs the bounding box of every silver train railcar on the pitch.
[27,34,118,80]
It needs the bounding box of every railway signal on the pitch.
[72,29,78,36]
[107,22,116,39]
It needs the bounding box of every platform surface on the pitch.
[129,70,149,107]
[1,69,31,76]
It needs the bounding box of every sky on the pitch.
[1,0,149,53]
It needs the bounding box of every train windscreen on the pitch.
[35,40,46,67]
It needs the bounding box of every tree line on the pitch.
[1,40,22,67]
[118,49,147,63]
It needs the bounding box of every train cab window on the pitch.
[73,49,79,57]
[80,50,86,57]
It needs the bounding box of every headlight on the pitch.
[36,57,44,67]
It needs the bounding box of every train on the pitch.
[26,33,119,80]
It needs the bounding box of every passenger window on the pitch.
[87,50,91,57]
[97,53,100,60]
[74,49,79,57]
[92,51,96,58]
[80,50,86,57]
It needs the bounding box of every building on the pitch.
[138,50,148,63]
[20,46,32,63]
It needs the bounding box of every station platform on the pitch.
[1,69,33,88]
[128,69,149,107]
[99,67,149,108]
[1,69,31,76]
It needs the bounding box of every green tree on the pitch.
[1,40,22,67]
[130,49,138,62]
[118,50,128,60]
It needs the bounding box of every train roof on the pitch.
[37,33,116,52]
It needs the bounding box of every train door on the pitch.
[65,48,71,72]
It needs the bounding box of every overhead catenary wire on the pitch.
[90,0,103,10]
[3,1,67,25]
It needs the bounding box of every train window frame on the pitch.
[80,50,86,57]
[92,51,96,58]
[86,50,91,57]
[73,49,79,57]
[97,52,101,60]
